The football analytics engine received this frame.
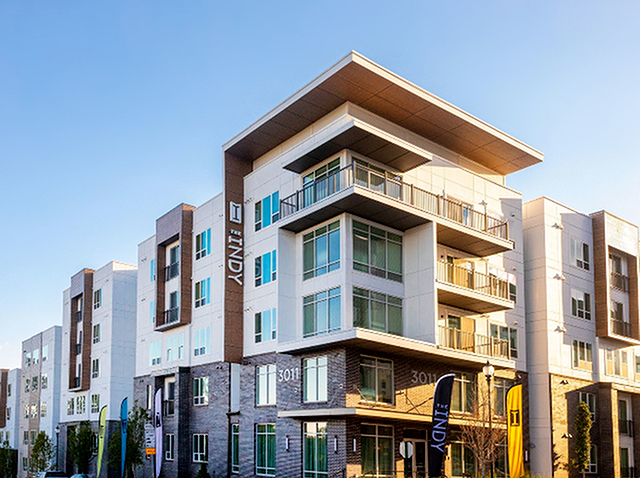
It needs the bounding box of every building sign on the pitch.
[428,373,455,478]
[229,201,242,224]
[507,384,525,478]
[144,423,156,455]
[227,202,244,286]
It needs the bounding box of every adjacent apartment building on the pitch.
[58,262,138,478]
[0,368,22,449]
[134,51,543,478]
[524,197,640,478]
[18,326,62,478]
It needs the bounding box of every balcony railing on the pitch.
[280,162,510,240]
[620,419,634,436]
[439,325,510,359]
[611,318,632,337]
[437,261,511,301]
[611,271,630,292]
[164,262,179,281]
[164,307,179,324]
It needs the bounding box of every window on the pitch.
[452,373,476,413]
[588,445,597,473]
[91,394,100,414]
[360,357,393,404]
[255,424,276,476]
[304,356,328,403]
[490,324,519,358]
[571,290,592,320]
[67,399,75,416]
[571,238,590,270]
[166,333,184,362]
[303,422,328,478]
[451,441,476,478]
[302,158,341,207]
[40,402,47,418]
[256,364,276,406]
[353,221,402,282]
[494,378,515,417]
[7,383,11,397]
[303,287,341,338]
[606,349,629,377]
[353,287,402,335]
[611,300,625,320]
[92,324,101,344]
[194,377,209,406]
[195,228,211,260]
[255,192,280,231]
[33,349,39,365]
[572,340,594,370]
[255,250,277,287]
[168,245,180,280]
[192,434,208,463]
[255,308,277,343]
[361,424,393,478]
[167,291,179,323]
[195,278,211,308]
[23,431,28,445]
[30,404,37,418]
[579,392,596,422]
[193,327,210,356]
[93,288,102,309]
[23,405,29,419]
[151,259,156,282]
[149,341,162,366]
[24,378,29,393]
[92,359,100,378]
[303,221,340,280]
[25,351,31,367]
[22,457,27,471]
[150,300,156,325]
[76,396,86,414]
[231,424,239,473]
[32,376,38,391]
[42,344,48,361]
[6,407,10,421]
[165,434,175,461]
[146,384,153,410]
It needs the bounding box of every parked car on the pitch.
[35,472,69,478]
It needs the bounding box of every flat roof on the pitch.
[224,51,543,175]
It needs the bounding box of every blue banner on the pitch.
[120,397,128,478]
[428,374,455,478]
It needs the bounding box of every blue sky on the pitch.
[1,1,639,368]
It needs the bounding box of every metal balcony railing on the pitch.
[611,271,630,292]
[439,325,510,359]
[611,319,632,337]
[164,307,179,324]
[620,419,634,436]
[437,261,511,301]
[164,262,179,281]
[280,162,510,240]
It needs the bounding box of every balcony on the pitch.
[611,271,630,292]
[439,325,510,359]
[280,162,513,256]
[620,419,634,436]
[164,308,179,324]
[611,319,632,338]
[436,261,514,313]
[164,262,179,282]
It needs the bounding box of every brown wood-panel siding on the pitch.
[629,254,639,340]
[223,152,252,363]
[68,295,79,390]
[80,271,94,391]
[591,212,610,338]
[180,208,194,327]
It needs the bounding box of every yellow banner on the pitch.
[506,384,525,478]
[97,406,107,478]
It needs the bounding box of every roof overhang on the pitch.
[224,51,543,174]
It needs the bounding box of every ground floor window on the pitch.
[193,434,208,463]
[231,424,239,473]
[256,424,276,476]
[588,445,597,473]
[361,424,393,477]
[450,442,476,477]
[165,434,174,461]
[304,422,328,478]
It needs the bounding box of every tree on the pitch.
[0,439,17,478]
[68,421,98,474]
[30,432,54,474]
[108,404,150,478]
[194,463,211,478]
[573,400,592,478]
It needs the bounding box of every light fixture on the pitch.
[334,436,338,453]
[559,379,569,385]
[552,223,564,230]
[561,433,572,439]
[483,361,495,380]
[285,435,290,452]
[353,438,357,452]
[554,273,566,281]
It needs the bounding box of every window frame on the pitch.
[195,228,211,260]
[231,424,239,473]
[93,288,102,309]
[352,220,403,283]
[303,422,328,478]
[360,423,394,477]
[303,221,341,280]
[192,433,209,463]
[360,356,394,405]
[303,287,341,338]
[165,433,175,461]
[303,356,328,403]
[193,377,209,406]
[572,340,594,371]
[255,423,276,476]
[256,364,277,406]
[353,287,403,336]
[255,308,277,343]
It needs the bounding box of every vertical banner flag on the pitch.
[507,384,525,478]
[97,405,108,478]
[120,397,128,478]
[428,374,455,478]
[154,389,163,478]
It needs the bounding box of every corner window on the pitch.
[255,308,277,343]
[303,221,340,280]
[195,278,211,308]
[255,250,277,287]
[303,287,341,338]
[353,221,402,282]
[303,356,328,403]
[256,364,276,406]
[360,357,393,404]
[255,424,276,476]
[67,399,74,416]
[195,228,211,260]
[192,434,208,463]
[194,377,209,406]
[93,288,102,309]
[353,287,402,336]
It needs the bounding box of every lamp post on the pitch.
[483,361,495,478]
[54,425,60,471]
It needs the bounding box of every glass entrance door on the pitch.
[403,439,427,478]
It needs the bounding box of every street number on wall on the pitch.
[410,370,438,385]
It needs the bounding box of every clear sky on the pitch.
[1,1,639,368]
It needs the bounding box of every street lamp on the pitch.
[483,361,495,478]
[55,426,60,471]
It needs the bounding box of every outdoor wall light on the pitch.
[353,438,357,452]
[334,436,338,453]
[285,435,290,451]
[560,379,569,385]
[561,433,572,439]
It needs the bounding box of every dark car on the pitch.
[35,472,69,478]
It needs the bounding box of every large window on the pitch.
[303,158,341,207]
[490,324,518,358]
[195,228,211,260]
[573,340,594,370]
[353,287,402,335]
[304,422,328,478]
[451,373,476,413]
[450,442,476,478]
[571,291,592,320]
[165,434,175,461]
[231,424,239,474]
[255,308,277,343]
[606,349,629,377]
[361,424,393,478]
[303,221,340,280]
[256,364,276,406]
[193,327,210,357]
[303,287,341,338]
[195,278,211,308]
[149,341,162,366]
[93,288,102,309]
[192,434,208,463]
[76,396,86,414]
[193,377,209,406]
[360,357,393,404]
[255,250,277,287]
[166,333,184,362]
[494,378,515,417]
[304,356,328,403]
[255,192,280,231]
[571,238,590,271]
[353,221,402,282]
[91,394,100,414]
[255,424,276,476]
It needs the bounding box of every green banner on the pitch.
[97,406,107,478]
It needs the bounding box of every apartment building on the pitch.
[134,51,543,478]
[18,326,62,478]
[58,262,137,477]
[524,197,640,478]
[0,368,22,449]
